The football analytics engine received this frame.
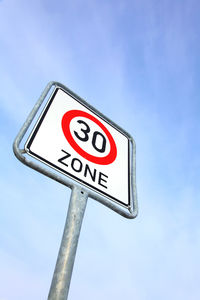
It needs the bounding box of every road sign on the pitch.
[25,87,132,208]
[13,82,137,299]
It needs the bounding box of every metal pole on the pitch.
[48,186,88,300]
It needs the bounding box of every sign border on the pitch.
[13,81,137,219]
[25,87,131,208]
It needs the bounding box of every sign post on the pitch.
[48,186,88,300]
[13,81,137,300]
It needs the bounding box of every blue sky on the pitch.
[0,0,200,299]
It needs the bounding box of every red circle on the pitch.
[61,110,117,165]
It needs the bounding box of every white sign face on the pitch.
[25,88,131,207]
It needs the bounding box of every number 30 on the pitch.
[74,120,106,153]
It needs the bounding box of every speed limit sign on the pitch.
[25,85,136,209]
[14,82,137,299]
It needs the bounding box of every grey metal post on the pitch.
[48,186,88,300]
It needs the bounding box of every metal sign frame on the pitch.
[13,81,137,219]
